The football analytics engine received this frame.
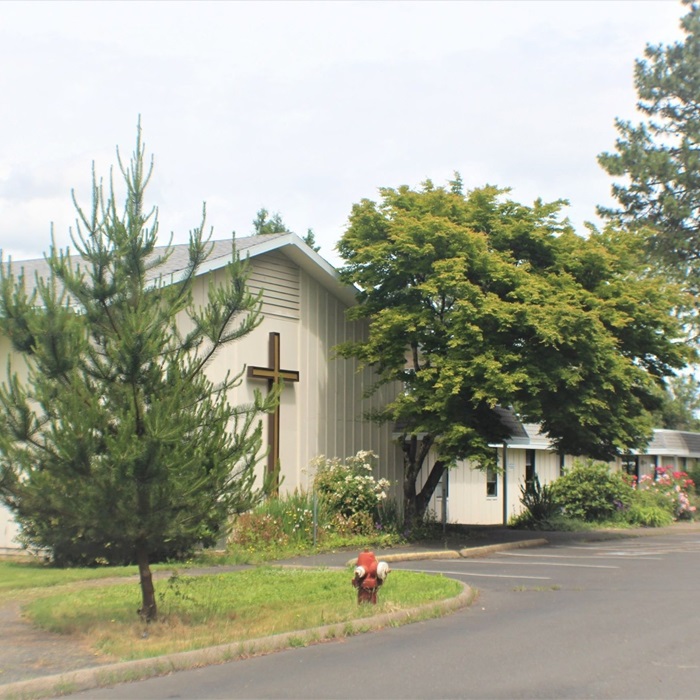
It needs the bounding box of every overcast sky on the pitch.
[0,0,689,267]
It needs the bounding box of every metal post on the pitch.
[502,441,508,526]
[441,469,448,538]
[313,490,318,547]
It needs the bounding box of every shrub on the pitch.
[635,467,696,520]
[518,475,560,526]
[549,461,634,522]
[312,451,391,535]
[229,512,289,552]
[625,502,674,528]
[686,463,700,497]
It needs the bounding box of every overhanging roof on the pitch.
[2,233,358,308]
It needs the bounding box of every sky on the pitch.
[0,0,690,268]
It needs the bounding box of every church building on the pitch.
[0,233,698,552]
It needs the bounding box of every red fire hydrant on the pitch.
[352,549,390,604]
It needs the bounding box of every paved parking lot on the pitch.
[390,533,700,592]
[72,530,700,699]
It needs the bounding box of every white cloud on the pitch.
[0,0,688,266]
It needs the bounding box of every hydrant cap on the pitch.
[356,550,378,576]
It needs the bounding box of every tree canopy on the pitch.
[598,0,700,292]
[251,207,320,252]
[336,178,693,523]
[0,126,276,621]
[654,374,700,431]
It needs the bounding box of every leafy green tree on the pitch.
[336,178,692,526]
[598,1,700,290]
[0,127,277,621]
[654,374,700,430]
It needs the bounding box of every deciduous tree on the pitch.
[0,126,276,621]
[337,178,692,526]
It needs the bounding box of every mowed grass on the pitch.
[0,559,176,596]
[0,560,142,593]
[23,567,463,660]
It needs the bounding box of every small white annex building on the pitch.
[424,419,700,527]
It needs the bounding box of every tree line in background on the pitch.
[0,0,698,620]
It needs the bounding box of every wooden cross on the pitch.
[247,332,300,490]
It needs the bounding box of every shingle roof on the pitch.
[648,429,700,458]
[2,232,357,306]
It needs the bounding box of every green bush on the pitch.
[312,451,391,535]
[518,475,560,525]
[625,503,674,527]
[228,465,403,560]
[686,463,700,497]
[549,461,633,523]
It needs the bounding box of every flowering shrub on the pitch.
[312,451,391,535]
[636,467,696,520]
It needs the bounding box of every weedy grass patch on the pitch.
[23,567,462,660]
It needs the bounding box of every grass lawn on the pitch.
[0,558,176,595]
[4,562,464,662]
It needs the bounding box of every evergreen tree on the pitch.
[0,126,276,621]
[252,209,321,252]
[655,375,700,430]
[598,1,700,291]
[252,208,290,235]
[303,228,321,253]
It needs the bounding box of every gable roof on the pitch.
[3,233,358,308]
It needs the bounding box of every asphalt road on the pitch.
[70,533,700,699]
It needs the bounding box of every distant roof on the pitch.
[3,233,357,307]
[646,430,700,458]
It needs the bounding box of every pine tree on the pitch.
[0,125,277,621]
[252,208,290,235]
[252,209,321,253]
[598,1,700,290]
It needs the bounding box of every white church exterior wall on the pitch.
[0,235,404,552]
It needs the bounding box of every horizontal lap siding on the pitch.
[248,253,300,320]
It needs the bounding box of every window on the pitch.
[525,450,536,487]
[486,467,498,497]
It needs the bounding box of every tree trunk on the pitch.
[416,459,447,519]
[401,434,436,530]
[136,543,157,622]
[403,468,418,531]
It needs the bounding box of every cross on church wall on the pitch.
[247,332,300,490]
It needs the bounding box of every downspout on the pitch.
[502,441,508,526]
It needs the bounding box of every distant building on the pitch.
[424,418,700,526]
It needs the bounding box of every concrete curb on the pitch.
[1,538,544,699]
[458,538,549,558]
[345,536,550,566]
[0,583,476,700]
